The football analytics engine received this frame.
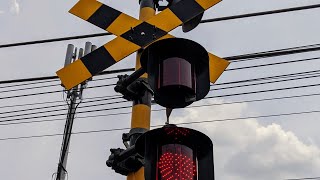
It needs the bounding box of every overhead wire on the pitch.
[0,71,319,118]
[285,177,320,180]
[0,47,318,101]
[207,83,320,97]
[1,91,319,126]
[0,53,317,95]
[0,72,318,118]
[1,3,320,49]
[1,82,319,124]
[226,57,320,71]
[1,109,320,141]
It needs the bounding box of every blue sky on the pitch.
[0,0,320,180]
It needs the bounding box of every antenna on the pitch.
[64,44,75,67]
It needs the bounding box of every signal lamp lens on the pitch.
[157,57,196,106]
[158,144,197,180]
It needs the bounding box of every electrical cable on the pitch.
[211,74,320,91]
[0,42,317,93]
[207,83,320,97]
[200,4,320,24]
[1,55,318,93]
[0,74,318,118]
[0,98,129,117]
[0,68,134,86]
[0,93,121,110]
[213,70,320,86]
[0,69,318,118]
[0,100,131,119]
[1,83,319,124]
[1,109,320,141]
[0,79,58,89]
[1,92,319,126]
[229,44,320,63]
[285,177,320,180]
[226,57,320,71]
[1,3,320,49]
[0,74,320,118]
[226,46,320,62]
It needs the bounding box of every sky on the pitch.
[0,0,320,180]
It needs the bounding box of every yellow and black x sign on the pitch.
[57,0,230,90]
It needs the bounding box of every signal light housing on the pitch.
[135,125,215,180]
[140,38,210,108]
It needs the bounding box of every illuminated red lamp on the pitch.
[158,144,197,180]
[140,38,210,108]
[135,125,215,180]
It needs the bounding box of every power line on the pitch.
[1,92,319,127]
[1,55,318,93]
[201,4,320,24]
[226,57,320,71]
[285,177,320,180]
[0,94,121,110]
[79,70,320,98]
[0,73,119,90]
[214,70,320,86]
[0,47,320,104]
[0,43,318,89]
[1,82,319,124]
[1,109,320,141]
[207,83,320,97]
[1,3,320,49]
[0,98,129,118]
[0,69,318,117]
[0,52,320,99]
[212,74,320,91]
[0,68,134,86]
[1,74,319,118]
[226,46,320,62]
[0,100,130,119]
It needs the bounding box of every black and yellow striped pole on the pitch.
[127,1,155,180]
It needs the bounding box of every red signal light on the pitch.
[135,125,215,180]
[158,144,197,180]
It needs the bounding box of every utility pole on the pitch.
[55,42,96,180]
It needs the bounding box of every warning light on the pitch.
[158,144,197,180]
[140,38,210,108]
[135,125,215,180]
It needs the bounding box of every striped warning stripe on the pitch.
[70,0,222,40]
[69,0,143,36]
[146,0,221,31]
[208,53,230,83]
[56,36,140,90]
[57,0,223,90]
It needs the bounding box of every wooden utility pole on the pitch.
[127,0,155,180]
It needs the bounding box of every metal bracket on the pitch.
[114,68,153,101]
[123,128,148,147]
[106,128,148,176]
[106,147,144,176]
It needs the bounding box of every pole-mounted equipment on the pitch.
[135,124,215,180]
[57,0,230,179]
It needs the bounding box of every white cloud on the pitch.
[167,99,320,180]
[10,0,20,15]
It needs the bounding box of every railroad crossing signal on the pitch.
[135,124,215,180]
[56,0,230,90]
